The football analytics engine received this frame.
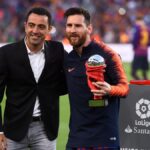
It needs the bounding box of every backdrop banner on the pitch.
[119,83,150,150]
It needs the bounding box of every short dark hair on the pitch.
[25,7,52,25]
[64,7,91,25]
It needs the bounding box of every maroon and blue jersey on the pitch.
[132,24,150,56]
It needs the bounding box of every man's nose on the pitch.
[32,26,39,33]
[70,26,77,32]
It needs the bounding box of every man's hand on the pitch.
[91,81,111,97]
[0,134,6,150]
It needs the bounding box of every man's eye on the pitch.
[28,24,34,28]
[75,24,82,27]
[67,24,72,27]
[39,26,45,29]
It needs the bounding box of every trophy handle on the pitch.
[85,62,108,107]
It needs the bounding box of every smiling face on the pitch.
[24,13,51,51]
[65,14,92,49]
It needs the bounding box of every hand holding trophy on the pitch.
[85,54,107,107]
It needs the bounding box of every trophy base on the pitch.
[89,99,108,107]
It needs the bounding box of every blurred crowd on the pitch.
[0,0,150,43]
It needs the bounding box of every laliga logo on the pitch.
[136,98,150,119]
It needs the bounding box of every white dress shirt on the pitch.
[25,42,45,117]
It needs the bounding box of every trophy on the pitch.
[85,54,108,107]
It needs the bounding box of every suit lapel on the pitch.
[18,40,36,82]
[38,42,50,81]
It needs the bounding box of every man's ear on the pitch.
[24,22,27,32]
[87,24,93,34]
[48,25,52,32]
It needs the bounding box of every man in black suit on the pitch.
[0,7,67,150]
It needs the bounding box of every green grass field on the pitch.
[1,63,149,150]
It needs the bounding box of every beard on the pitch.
[66,32,87,48]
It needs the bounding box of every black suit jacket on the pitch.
[0,40,67,141]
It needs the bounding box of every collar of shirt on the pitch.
[24,39,45,55]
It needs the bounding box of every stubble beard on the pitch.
[67,33,87,49]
